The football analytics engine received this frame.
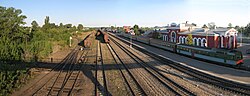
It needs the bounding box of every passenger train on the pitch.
[119,34,243,65]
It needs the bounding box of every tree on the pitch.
[237,23,250,37]
[0,6,27,61]
[133,24,139,35]
[187,34,193,45]
[72,25,76,29]
[59,23,63,28]
[111,26,115,30]
[42,16,50,31]
[191,23,197,26]
[228,23,233,28]
[202,24,208,28]
[152,32,160,39]
[31,20,39,32]
[64,24,72,28]
[45,16,50,25]
[77,24,84,30]
[235,25,240,29]
[208,22,216,29]
[244,23,250,36]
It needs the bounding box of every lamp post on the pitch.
[70,36,72,47]
[206,30,208,47]
[241,28,243,46]
[130,34,132,48]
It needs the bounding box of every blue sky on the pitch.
[1,0,249,27]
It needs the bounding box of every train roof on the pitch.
[177,44,241,54]
[177,44,213,52]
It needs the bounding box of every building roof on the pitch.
[179,28,238,36]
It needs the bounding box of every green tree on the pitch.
[77,24,84,30]
[244,23,250,36]
[31,20,39,31]
[202,24,208,28]
[152,32,159,39]
[111,26,115,30]
[45,16,49,25]
[235,25,240,29]
[187,34,193,45]
[208,22,216,29]
[228,23,233,28]
[49,23,57,28]
[133,24,139,35]
[64,24,72,28]
[0,6,27,61]
[42,16,50,31]
[72,26,76,29]
[59,23,64,28]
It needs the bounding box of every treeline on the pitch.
[0,6,91,95]
[0,6,90,62]
[237,23,250,37]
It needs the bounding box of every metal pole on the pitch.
[70,36,72,47]
[206,31,208,47]
[130,34,132,48]
[241,29,243,46]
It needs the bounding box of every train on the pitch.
[119,34,243,65]
[95,29,110,43]
[78,33,94,48]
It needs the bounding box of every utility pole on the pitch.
[70,36,72,47]
[241,28,243,46]
[206,30,208,47]
[130,34,132,48]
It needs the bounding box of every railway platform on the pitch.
[114,33,250,86]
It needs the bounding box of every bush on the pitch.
[0,62,29,95]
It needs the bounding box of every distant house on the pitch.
[123,26,131,33]
[161,22,238,49]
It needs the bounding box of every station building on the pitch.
[160,23,238,49]
[123,26,131,33]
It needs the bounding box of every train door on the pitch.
[191,49,194,58]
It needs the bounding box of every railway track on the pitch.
[106,43,146,96]
[110,33,250,96]
[110,37,196,96]
[45,49,79,95]
[95,41,110,96]
[129,39,250,95]
[20,46,89,96]
[19,46,78,96]
[34,47,84,96]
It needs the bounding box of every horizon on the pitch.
[1,0,249,27]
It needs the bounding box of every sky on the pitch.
[0,0,249,27]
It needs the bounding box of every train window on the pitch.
[232,56,236,60]
[235,54,243,60]
[217,54,224,58]
[209,52,214,56]
[228,56,234,60]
